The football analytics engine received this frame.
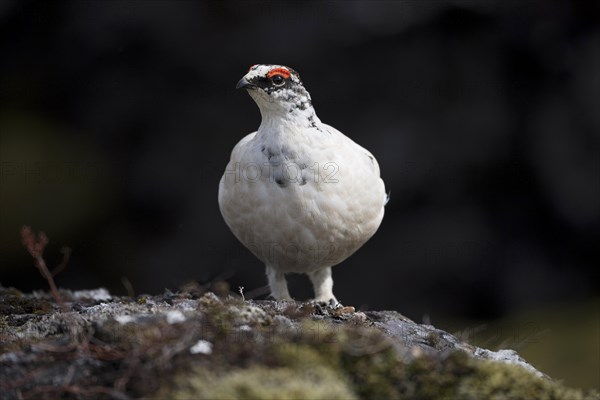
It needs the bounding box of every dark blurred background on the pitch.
[0,0,598,389]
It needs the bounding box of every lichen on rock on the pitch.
[0,285,597,399]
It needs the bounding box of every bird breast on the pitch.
[218,123,386,273]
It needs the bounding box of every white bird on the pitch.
[218,64,387,304]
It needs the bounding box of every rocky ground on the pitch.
[0,284,597,399]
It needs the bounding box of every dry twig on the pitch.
[20,226,67,309]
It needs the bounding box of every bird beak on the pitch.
[236,77,254,90]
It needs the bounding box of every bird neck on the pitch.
[257,103,320,133]
[251,85,321,137]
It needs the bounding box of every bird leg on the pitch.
[266,265,292,301]
[308,267,338,305]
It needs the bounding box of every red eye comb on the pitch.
[267,67,290,79]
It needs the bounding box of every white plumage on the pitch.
[218,64,386,303]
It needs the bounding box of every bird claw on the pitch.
[309,298,342,309]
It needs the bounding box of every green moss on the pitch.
[426,331,443,347]
[3,287,595,400]
[172,322,597,400]
[163,365,357,400]
[455,358,594,400]
[168,331,595,400]
[341,347,402,399]
[340,347,596,400]
[275,342,331,368]
[215,319,596,400]
[0,291,53,316]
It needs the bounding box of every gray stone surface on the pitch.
[1,286,593,399]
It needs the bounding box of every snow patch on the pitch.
[190,340,213,355]
[73,288,112,301]
[165,310,186,324]
[114,315,134,325]
[177,300,198,311]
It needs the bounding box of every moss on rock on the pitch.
[1,287,598,400]
[163,329,596,400]
[165,365,357,400]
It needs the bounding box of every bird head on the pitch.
[236,64,313,116]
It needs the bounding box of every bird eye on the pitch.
[271,74,285,86]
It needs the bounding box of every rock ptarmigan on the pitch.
[218,64,387,304]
